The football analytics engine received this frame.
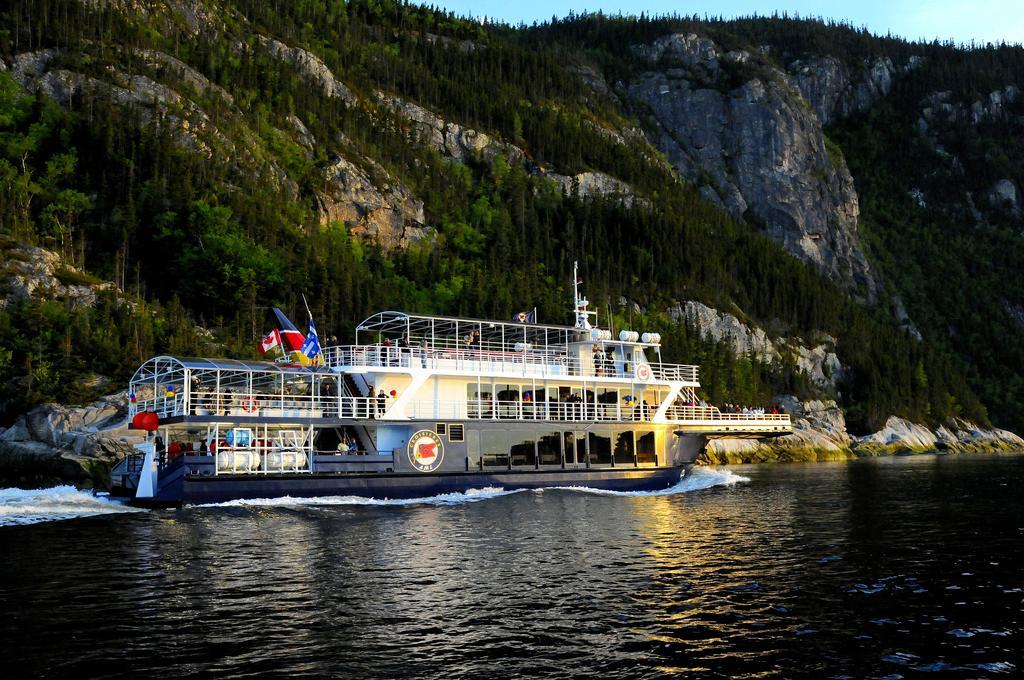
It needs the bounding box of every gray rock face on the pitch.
[258,36,356,105]
[134,48,235,106]
[317,155,432,251]
[787,55,903,126]
[856,417,1024,455]
[919,86,1021,132]
[381,92,642,205]
[626,34,877,299]
[669,301,844,391]
[985,179,1020,215]
[380,93,517,164]
[0,393,143,485]
[555,171,640,206]
[10,49,225,157]
[0,245,115,309]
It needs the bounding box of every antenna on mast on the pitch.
[572,261,596,330]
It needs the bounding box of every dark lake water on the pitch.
[1,455,1023,678]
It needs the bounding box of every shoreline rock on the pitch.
[0,394,143,488]
[702,404,1023,464]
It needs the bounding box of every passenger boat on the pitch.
[110,267,791,505]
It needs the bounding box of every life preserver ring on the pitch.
[635,363,653,382]
[241,397,259,413]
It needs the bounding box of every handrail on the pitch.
[407,400,791,425]
[323,344,700,383]
[664,405,791,423]
[407,399,657,422]
[130,391,386,421]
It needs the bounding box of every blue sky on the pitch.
[431,1,1024,46]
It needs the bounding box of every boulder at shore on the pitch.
[0,394,144,487]
[703,397,1023,464]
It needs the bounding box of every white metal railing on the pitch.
[407,399,657,422]
[407,400,792,425]
[130,392,384,421]
[323,344,699,383]
[664,405,791,423]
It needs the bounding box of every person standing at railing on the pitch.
[377,389,387,417]
[593,345,603,376]
[420,339,429,368]
[367,386,376,419]
[399,334,412,367]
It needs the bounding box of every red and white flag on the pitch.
[258,328,283,355]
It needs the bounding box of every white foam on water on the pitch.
[194,468,748,509]
[193,486,524,509]
[546,466,750,497]
[0,485,144,526]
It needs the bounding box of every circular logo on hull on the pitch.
[407,430,445,472]
[635,363,653,382]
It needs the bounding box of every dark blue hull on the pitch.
[144,466,687,506]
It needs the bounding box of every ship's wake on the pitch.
[0,486,144,526]
[194,486,523,509]
[547,466,749,497]
[195,467,747,509]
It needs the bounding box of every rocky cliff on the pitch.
[624,34,878,300]
[702,398,1023,464]
[670,301,844,392]
[682,300,1023,462]
[785,54,919,126]
[0,394,142,486]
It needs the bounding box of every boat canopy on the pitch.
[130,356,325,383]
[354,311,660,351]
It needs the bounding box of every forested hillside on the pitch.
[0,0,1015,435]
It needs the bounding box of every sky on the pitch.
[430,1,1024,46]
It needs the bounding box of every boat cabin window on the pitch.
[481,430,509,468]
[614,430,635,465]
[538,431,562,466]
[509,430,536,467]
[637,431,657,464]
[589,431,612,465]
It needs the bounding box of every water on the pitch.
[1,455,1023,678]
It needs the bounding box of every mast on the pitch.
[572,261,596,330]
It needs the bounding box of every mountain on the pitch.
[0,1,1020,456]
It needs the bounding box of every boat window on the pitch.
[563,432,576,465]
[614,430,635,465]
[467,430,481,470]
[467,383,492,419]
[538,431,562,466]
[509,430,536,467]
[482,430,509,468]
[589,431,612,465]
[497,385,520,401]
[637,431,657,464]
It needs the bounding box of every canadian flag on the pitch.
[258,329,283,355]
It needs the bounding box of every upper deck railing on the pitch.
[322,343,699,383]
[407,400,791,425]
[131,387,789,428]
